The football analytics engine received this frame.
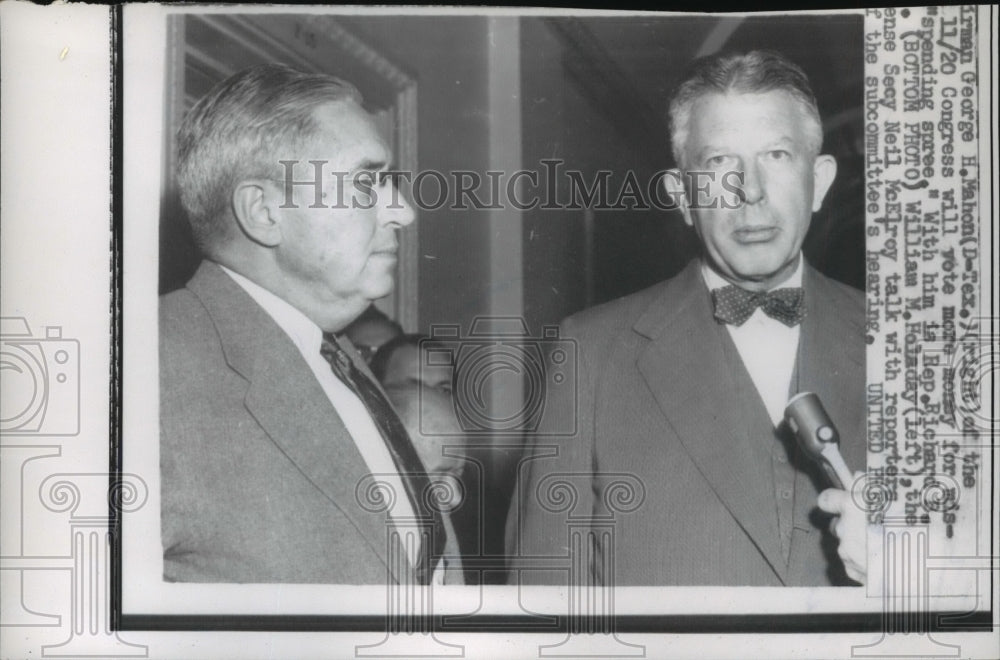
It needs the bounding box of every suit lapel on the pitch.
[186,262,400,581]
[796,264,866,466]
[633,260,787,582]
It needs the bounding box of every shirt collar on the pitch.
[218,264,323,357]
[701,253,804,292]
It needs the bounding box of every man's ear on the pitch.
[662,168,693,226]
[232,181,282,247]
[811,154,837,212]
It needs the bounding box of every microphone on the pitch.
[784,392,853,490]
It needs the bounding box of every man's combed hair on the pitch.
[175,64,362,253]
[668,50,823,167]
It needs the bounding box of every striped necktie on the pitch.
[320,333,446,584]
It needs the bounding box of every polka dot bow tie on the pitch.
[711,285,806,327]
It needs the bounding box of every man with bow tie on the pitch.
[510,50,866,586]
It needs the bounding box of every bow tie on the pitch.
[711,284,805,327]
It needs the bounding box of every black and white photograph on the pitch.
[1,4,996,659]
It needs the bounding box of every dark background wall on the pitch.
[337,16,498,332]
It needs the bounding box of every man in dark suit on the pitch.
[510,51,867,586]
[160,64,458,584]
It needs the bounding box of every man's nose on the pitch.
[740,160,765,205]
[378,180,416,227]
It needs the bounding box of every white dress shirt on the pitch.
[701,256,803,426]
[219,266,421,565]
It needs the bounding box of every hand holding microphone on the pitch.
[784,392,866,584]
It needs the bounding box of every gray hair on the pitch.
[668,50,823,168]
[175,63,362,252]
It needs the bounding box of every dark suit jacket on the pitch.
[160,261,445,584]
[509,259,866,586]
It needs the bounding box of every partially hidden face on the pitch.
[381,343,453,394]
[385,382,465,477]
[673,90,836,291]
